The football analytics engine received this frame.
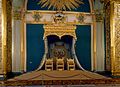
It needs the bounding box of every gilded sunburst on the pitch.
[37,0,84,11]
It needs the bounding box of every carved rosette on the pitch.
[44,24,77,39]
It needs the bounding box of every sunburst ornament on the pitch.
[37,0,84,11]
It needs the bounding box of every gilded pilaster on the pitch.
[104,0,120,76]
[2,0,12,76]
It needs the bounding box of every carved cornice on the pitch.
[25,10,93,25]
[44,24,77,39]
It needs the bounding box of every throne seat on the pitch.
[67,58,75,70]
[45,58,53,71]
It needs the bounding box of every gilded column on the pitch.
[94,0,105,71]
[104,0,120,76]
[2,0,12,77]
[12,0,26,72]
[12,11,22,72]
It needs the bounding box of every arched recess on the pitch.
[22,0,97,71]
[0,0,98,78]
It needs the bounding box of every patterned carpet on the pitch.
[1,70,120,86]
[8,70,108,81]
[0,70,113,86]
